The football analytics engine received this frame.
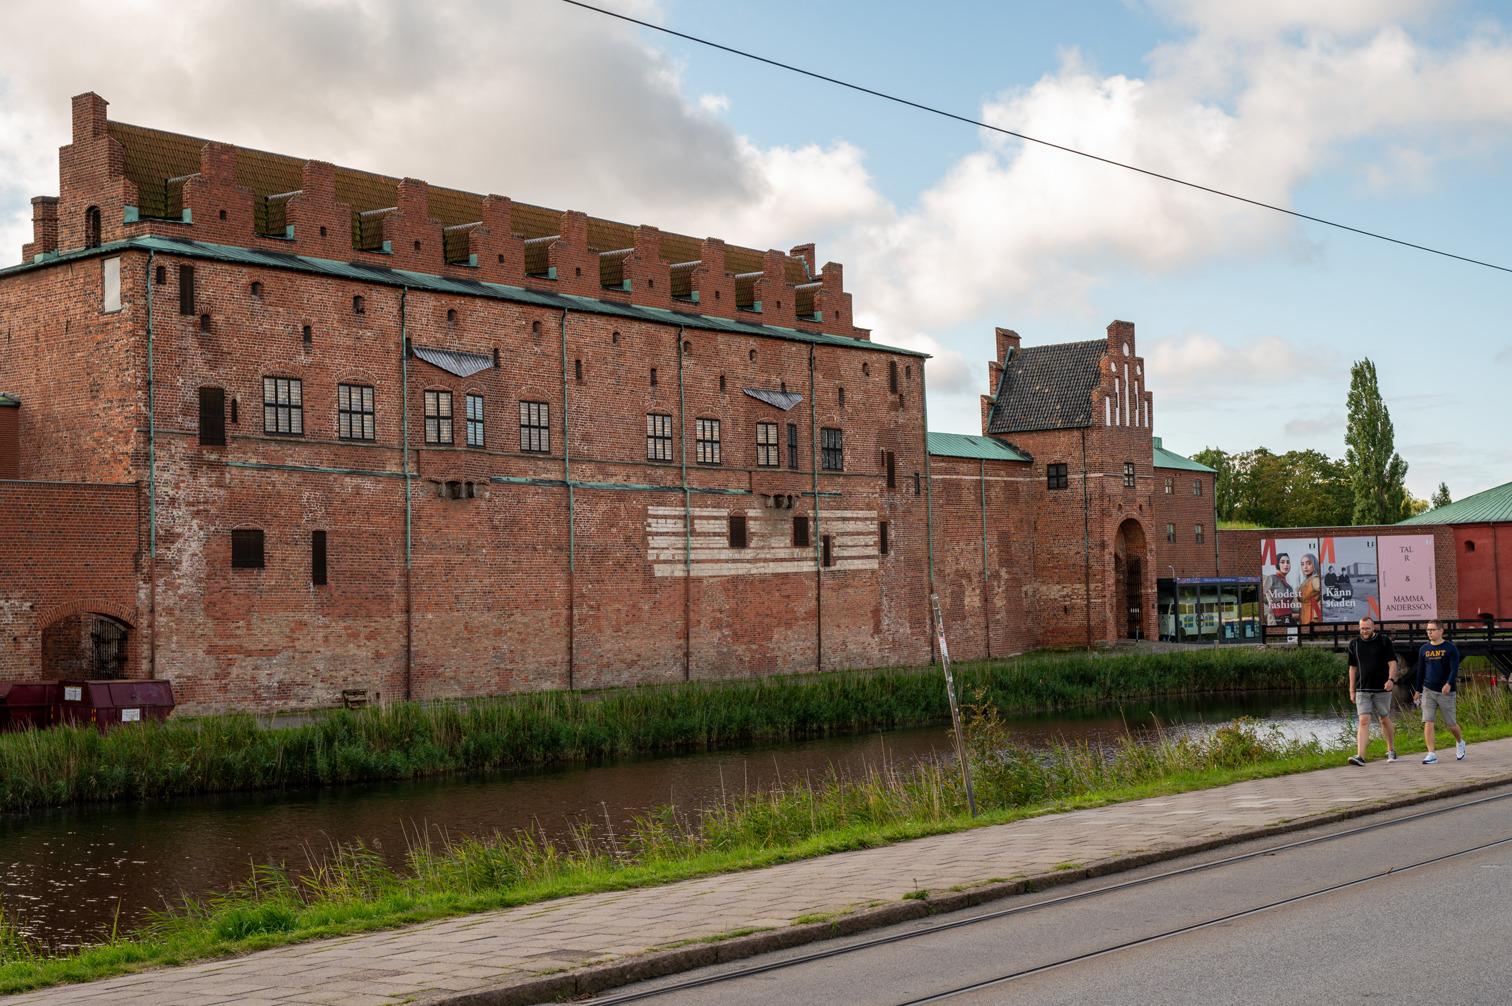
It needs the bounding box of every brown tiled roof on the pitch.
[986,340,1107,433]
[107,121,810,274]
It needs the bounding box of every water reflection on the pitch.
[1,689,1351,945]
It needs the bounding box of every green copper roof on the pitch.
[2,237,929,358]
[1152,436,1215,473]
[1398,478,1512,525]
[927,432,1028,462]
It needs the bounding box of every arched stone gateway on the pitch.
[1114,518,1150,640]
[40,613,129,679]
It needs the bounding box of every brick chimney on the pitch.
[995,327,1020,364]
[22,197,59,261]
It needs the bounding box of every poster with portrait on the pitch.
[1260,536,1378,625]
[1377,534,1437,620]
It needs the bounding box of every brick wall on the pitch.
[1151,467,1219,578]
[0,481,141,679]
[1453,524,1510,619]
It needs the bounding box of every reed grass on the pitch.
[12,672,1472,992]
[0,648,1345,815]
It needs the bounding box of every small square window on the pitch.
[647,413,674,461]
[756,422,779,467]
[696,418,721,465]
[1047,463,1068,490]
[424,390,453,445]
[262,377,303,435]
[1123,461,1136,488]
[230,529,264,569]
[338,384,375,441]
[466,394,485,447]
[520,401,550,453]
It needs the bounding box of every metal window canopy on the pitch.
[411,344,495,378]
[742,388,804,411]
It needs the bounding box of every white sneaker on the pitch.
[1387,750,1397,763]
[1456,740,1466,761]
[1422,752,1437,764]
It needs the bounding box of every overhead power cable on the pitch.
[558,0,1512,277]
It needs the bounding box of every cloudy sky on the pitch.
[2,0,1509,497]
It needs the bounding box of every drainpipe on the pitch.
[146,250,156,680]
[1493,522,1503,619]
[401,287,412,700]
[981,456,990,659]
[922,362,936,663]
[810,345,822,672]
[561,308,575,690]
[677,325,690,681]
[1081,428,1092,651]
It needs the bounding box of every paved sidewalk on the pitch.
[8,739,1511,1005]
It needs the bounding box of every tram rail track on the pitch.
[582,787,1512,1005]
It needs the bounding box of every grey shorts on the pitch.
[1421,689,1458,728]
[1355,690,1392,718]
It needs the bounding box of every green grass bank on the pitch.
[2,680,1507,993]
[0,647,1345,814]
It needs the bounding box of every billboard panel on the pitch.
[1260,536,1378,625]
[1377,534,1437,621]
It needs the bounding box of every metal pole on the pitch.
[400,287,412,700]
[931,592,977,817]
[146,250,156,680]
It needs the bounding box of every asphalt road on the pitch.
[591,784,1512,1006]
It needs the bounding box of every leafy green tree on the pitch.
[1408,496,1432,517]
[1192,447,1238,521]
[1430,482,1451,509]
[1345,358,1409,524]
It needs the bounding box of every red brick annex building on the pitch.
[0,92,1332,713]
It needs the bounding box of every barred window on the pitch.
[466,394,485,447]
[756,422,779,467]
[787,423,799,469]
[696,418,721,464]
[424,390,453,445]
[262,377,303,435]
[820,427,843,471]
[338,384,375,441]
[520,401,550,453]
[647,413,674,461]
[1047,463,1068,490]
[1123,461,1136,488]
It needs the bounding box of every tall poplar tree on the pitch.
[1345,358,1409,525]
[1430,482,1452,509]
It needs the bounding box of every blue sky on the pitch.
[2,0,1509,497]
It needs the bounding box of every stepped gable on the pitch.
[985,339,1108,434]
[24,93,868,340]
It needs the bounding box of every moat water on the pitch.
[1,689,1353,946]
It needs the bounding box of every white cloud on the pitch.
[0,0,885,267]
[1284,413,1344,437]
[1144,331,1339,391]
[1146,0,1450,40]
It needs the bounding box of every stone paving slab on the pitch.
[7,739,1511,1005]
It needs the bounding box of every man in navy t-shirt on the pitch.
[1414,620,1465,763]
